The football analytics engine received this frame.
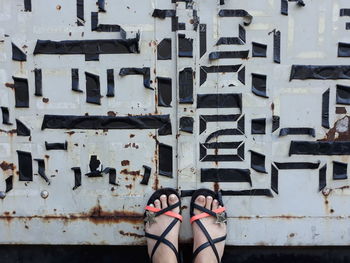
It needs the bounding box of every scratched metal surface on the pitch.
[1,0,350,245]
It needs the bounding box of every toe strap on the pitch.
[190,207,226,224]
[145,205,183,221]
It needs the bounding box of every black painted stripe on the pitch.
[289,141,350,155]
[201,168,251,184]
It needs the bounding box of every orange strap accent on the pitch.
[190,207,226,224]
[145,206,183,221]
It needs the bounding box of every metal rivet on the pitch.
[41,190,49,199]
[0,191,6,199]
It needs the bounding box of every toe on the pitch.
[205,196,213,210]
[194,195,206,214]
[160,194,168,209]
[154,199,161,209]
[168,194,180,213]
[212,199,219,210]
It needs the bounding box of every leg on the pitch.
[145,194,181,263]
[192,195,227,263]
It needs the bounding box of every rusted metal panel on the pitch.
[1,0,350,246]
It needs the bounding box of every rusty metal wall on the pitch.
[1,0,350,245]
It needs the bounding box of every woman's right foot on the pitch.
[192,195,227,263]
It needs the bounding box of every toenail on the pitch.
[170,194,176,201]
[198,196,205,202]
[160,195,166,199]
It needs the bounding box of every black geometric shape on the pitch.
[106,69,115,97]
[109,168,117,185]
[85,72,101,105]
[152,9,176,18]
[338,42,350,57]
[17,150,33,181]
[252,73,268,98]
[157,77,172,107]
[85,155,103,177]
[319,164,327,191]
[34,159,50,184]
[157,38,172,60]
[72,167,82,190]
[218,9,253,26]
[201,168,251,185]
[271,164,278,194]
[238,66,245,84]
[178,34,193,57]
[290,65,350,80]
[279,127,315,137]
[197,93,242,109]
[273,30,281,64]
[34,69,42,96]
[252,42,267,57]
[336,84,350,105]
[333,161,348,180]
[209,50,249,60]
[179,117,193,133]
[41,114,172,135]
[140,165,151,185]
[45,141,68,150]
[322,89,330,128]
[76,0,84,25]
[16,119,31,136]
[1,107,12,125]
[72,69,82,92]
[272,116,280,132]
[251,118,266,134]
[24,0,31,11]
[5,176,13,193]
[12,43,26,61]
[250,151,267,173]
[13,77,29,108]
[199,24,207,58]
[274,162,320,170]
[179,68,193,104]
[289,141,350,156]
[159,143,173,178]
[33,34,140,59]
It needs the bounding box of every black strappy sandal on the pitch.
[144,188,183,263]
[190,188,227,263]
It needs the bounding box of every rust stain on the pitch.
[119,230,143,239]
[319,116,350,141]
[289,233,295,238]
[0,205,143,225]
[121,160,130,166]
[65,131,75,136]
[56,5,61,10]
[130,134,135,138]
[213,182,220,192]
[120,169,140,176]
[5,83,14,89]
[42,97,49,103]
[125,184,132,189]
[336,107,347,114]
[107,111,116,116]
[124,143,139,149]
[0,161,15,171]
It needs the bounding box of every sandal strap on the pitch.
[146,205,183,221]
[190,207,226,224]
[192,235,227,263]
[145,218,181,263]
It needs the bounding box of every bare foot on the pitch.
[145,194,181,263]
[192,195,227,263]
